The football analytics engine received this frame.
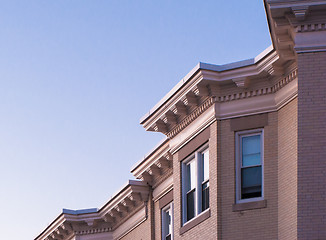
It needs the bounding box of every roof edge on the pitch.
[130,137,169,174]
[139,45,274,125]
[62,208,98,215]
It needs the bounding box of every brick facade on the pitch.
[278,98,297,240]
[297,52,326,240]
[218,113,278,240]
[173,122,218,240]
[35,1,326,240]
[120,200,152,240]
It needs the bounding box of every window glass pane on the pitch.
[186,189,195,221]
[202,181,209,211]
[167,208,172,235]
[241,166,262,199]
[162,206,172,240]
[186,160,196,191]
[242,135,261,167]
[163,211,169,236]
[202,150,209,181]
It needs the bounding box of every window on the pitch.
[162,202,173,240]
[236,129,263,203]
[182,145,209,224]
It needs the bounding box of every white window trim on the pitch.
[181,144,209,225]
[161,202,174,240]
[235,129,264,204]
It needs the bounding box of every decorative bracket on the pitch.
[232,77,250,88]
[266,64,284,77]
[292,6,309,21]
[85,219,94,226]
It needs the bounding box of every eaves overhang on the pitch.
[98,180,149,220]
[140,46,283,138]
[35,180,150,240]
[130,138,172,184]
[130,137,169,174]
[140,45,274,126]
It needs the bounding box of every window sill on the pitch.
[232,199,267,212]
[179,209,210,235]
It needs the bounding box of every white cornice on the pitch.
[167,97,215,139]
[140,0,318,139]
[146,66,297,142]
[35,215,66,240]
[266,0,326,57]
[99,181,149,220]
[140,46,276,127]
[140,49,282,137]
[35,181,149,240]
[170,108,216,154]
[168,69,297,154]
[152,175,173,202]
[267,0,326,9]
[131,140,171,179]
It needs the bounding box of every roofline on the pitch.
[130,137,169,174]
[98,179,147,212]
[35,180,147,240]
[34,212,64,240]
[62,208,98,215]
[139,45,274,124]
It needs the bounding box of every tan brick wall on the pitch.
[119,219,150,240]
[120,201,152,240]
[219,112,278,240]
[297,51,326,240]
[124,100,299,240]
[278,98,297,240]
[173,122,218,240]
[154,200,161,240]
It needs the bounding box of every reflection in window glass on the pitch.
[241,166,262,199]
[186,189,195,221]
[162,203,173,240]
[238,131,263,201]
[202,150,209,181]
[201,149,209,211]
[186,160,196,192]
[242,135,261,167]
[182,145,210,224]
[202,181,209,211]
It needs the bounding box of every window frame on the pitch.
[181,144,209,225]
[161,202,174,240]
[235,129,264,204]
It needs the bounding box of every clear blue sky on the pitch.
[0,1,271,239]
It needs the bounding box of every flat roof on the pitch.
[62,208,98,215]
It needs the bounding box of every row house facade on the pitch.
[35,0,326,239]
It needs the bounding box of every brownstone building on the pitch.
[35,1,326,239]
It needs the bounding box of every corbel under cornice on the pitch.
[168,68,298,155]
[169,67,297,142]
[232,77,250,88]
[291,6,309,21]
[140,49,299,141]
